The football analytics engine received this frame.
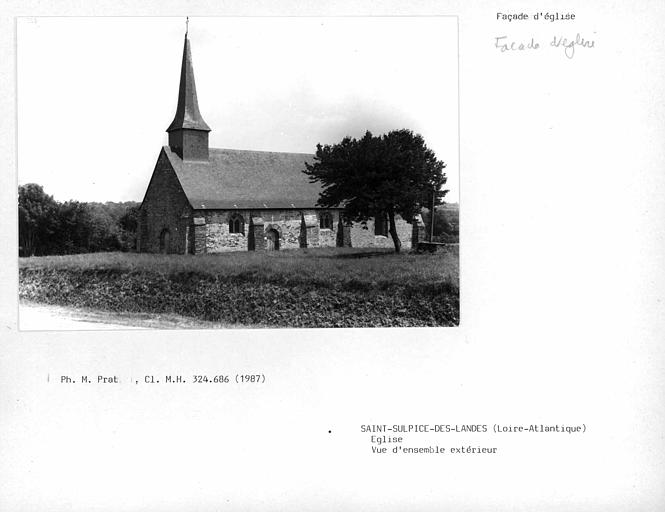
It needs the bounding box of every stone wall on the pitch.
[187,208,421,254]
[303,213,319,248]
[248,216,265,251]
[193,223,206,254]
[196,209,342,253]
[203,211,249,253]
[319,228,336,247]
[349,216,415,250]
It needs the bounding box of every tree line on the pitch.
[18,183,139,257]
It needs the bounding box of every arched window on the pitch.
[229,213,245,235]
[319,212,333,230]
[159,228,171,253]
[374,213,388,236]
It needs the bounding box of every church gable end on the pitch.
[139,149,192,254]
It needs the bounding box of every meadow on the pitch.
[19,247,459,327]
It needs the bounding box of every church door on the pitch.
[159,228,171,254]
[265,229,280,251]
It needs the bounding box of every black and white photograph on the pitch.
[2,2,665,511]
[17,16,459,329]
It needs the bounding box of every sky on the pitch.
[17,16,458,203]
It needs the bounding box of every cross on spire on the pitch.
[186,16,189,36]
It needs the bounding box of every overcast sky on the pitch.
[17,16,458,203]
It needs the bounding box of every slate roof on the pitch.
[163,146,330,210]
[166,36,210,133]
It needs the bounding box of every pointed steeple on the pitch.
[167,29,210,161]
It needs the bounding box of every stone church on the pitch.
[138,33,424,254]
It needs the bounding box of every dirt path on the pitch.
[19,303,147,330]
[18,302,243,331]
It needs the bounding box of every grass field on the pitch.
[19,246,459,327]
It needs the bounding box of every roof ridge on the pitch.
[209,147,314,156]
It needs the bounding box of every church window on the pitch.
[229,213,245,235]
[374,213,388,236]
[320,212,333,230]
[159,228,171,253]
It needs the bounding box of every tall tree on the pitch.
[303,129,447,252]
[118,205,139,251]
[56,200,89,253]
[18,184,59,256]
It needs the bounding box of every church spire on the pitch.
[167,25,210,161]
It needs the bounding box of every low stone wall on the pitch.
[349,217,414,249]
